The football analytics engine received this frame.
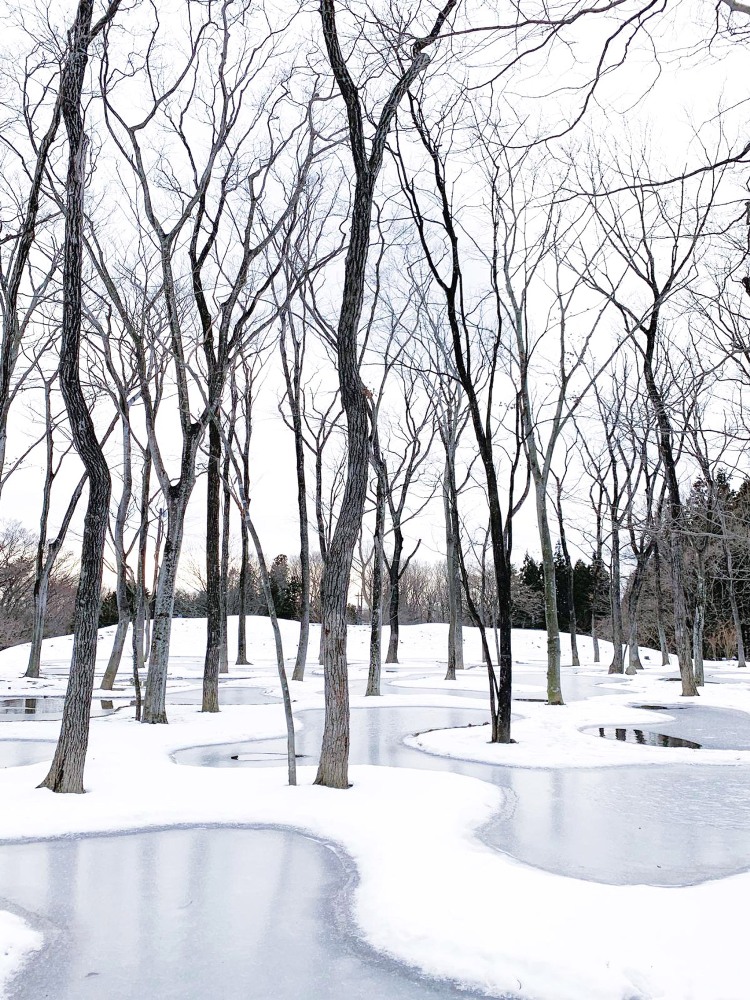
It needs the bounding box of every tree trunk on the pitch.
[693,548,706,686]
[625,548,651,674]
[40,0,118,793]
[219,444,231,675]
[236,515,250,665]
[534,478,563,701]
[444,471,458,681]
[642,321,696,696]
[142,487,193,724]
[555,488,580,666]
[654,542,670,665]
[609,513,624,675]
[366,467,385,696]
[315,0,453,786]
[280,319,311,683]
[592,614,600,663]
[101,415,133,690]
[723,531,746,668]
[385,527,403,663]
[131,455,150,722]
[202,418,222,712]
[245,509,296,786]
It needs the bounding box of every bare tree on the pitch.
[313,0,458,787]
[40,0,121,795]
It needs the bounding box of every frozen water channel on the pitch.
[176,703,750,886]
[0,827,500,1000]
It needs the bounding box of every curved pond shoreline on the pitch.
[173,703,750,887]
[1,826,508,1000]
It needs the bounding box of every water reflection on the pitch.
[174,705,750,886]
[0,828,500,1000]
[590,726,701,749]
[0,698,117,720]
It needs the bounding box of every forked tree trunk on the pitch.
[40,0,119,793]
[315,0,456,787]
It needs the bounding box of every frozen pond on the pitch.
[166,686,279,706]
[589,726,701,749]
[0,698,118,721]
[0,827,501,1000]
[175,705,750,886]
[0,740,54,768]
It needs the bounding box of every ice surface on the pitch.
[0,828,499,1000]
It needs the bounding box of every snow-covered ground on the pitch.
[0,618,749,999]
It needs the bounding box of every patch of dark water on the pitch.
[587,726,701,749]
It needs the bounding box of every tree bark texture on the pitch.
[101,414,133,690]
[40,0,119,793]
[367,468,386,696]
[642,322,697,695]
[202,418,222,712]
[315,0,456,785]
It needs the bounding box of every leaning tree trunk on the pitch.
[245,509,296,786]
[366,465,386,696]
[101,415,133,690]
[40,0,118,793]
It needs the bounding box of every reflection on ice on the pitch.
[0,828,499,1000]
[174,705,750,886]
